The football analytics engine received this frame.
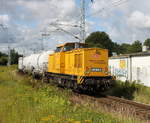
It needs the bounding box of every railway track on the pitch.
[70,93,150,121]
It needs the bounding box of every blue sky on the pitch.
[74,0,107,34]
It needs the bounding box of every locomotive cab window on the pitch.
[63,43,87,51]
[55,42,88,52]
[55,47,61,52]
[63,44,75,51]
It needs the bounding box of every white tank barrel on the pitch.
[18,50,54,74]
[18,57,23,70]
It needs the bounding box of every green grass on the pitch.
[106,80,150,105]
[133,83,150,105]
[0,66,141,123]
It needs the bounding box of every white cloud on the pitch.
[16,0,78,22]
[128,11,150,29]
[0,0,81,54]
[0,14,10,25]
[1,0,150,54]
[89,0,150,43]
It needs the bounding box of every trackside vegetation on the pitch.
[0,66,148,123]
[106,80,150,105]
[0,50,22,65]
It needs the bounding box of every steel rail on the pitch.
[71,93,150,121]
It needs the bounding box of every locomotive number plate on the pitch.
[91,68,102,72]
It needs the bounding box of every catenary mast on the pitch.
[80,0,94,43]
[80,0,86,43]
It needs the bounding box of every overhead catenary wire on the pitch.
[51,23,80,28]
[88,0,130,36]
[86,0,129,18]
[73,0,128,24]
[44,0,129,45]
[71,0,129,38]
[49,23,81,41]
[46,0,128,43]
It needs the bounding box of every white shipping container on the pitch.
[109,52,150,87]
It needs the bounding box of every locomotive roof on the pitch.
[57,42,87,47]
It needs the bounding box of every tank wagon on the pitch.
[18,42,115,93]
[18,51,54,76]
[18,57,24,70]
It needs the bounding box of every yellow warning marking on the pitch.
[77,68,92,84]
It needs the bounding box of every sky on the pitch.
[0,0,150,55]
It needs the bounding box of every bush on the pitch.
[106,81,138,100]
[0,56,8,65]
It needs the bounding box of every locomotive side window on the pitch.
[78,54,82,68]
[74,54,78,68]
[74,54,82,68]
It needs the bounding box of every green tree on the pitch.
[10,49,22,65]
[128,40,142,53]
[85,31,117,56]
[0,52,7,57]
[0,52,8,65]
[85,31,143,55]
[120,43,131,54]
[144,38,150,48]
[111,42,124,55]
[0,56,8,65]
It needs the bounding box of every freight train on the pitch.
[18,42,115,93]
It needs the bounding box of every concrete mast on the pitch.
[80,0,86,43]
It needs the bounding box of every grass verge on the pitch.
[0,66,142,123]
[106,80,150,105]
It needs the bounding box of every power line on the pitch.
[47,0,87,43]
[46,0,129,43]
[74,0,128,21]
[49,23,81,41]
[72,0,129,36]
[51,23,80,28]
[88,0,130,31]
[86,0,129,18]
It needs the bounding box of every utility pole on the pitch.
[80,0,86,43]
[41,34,44,51]
[0,24,11,66]
[41,30,51,51]
[6,28,11,66]
[7,46,11,66]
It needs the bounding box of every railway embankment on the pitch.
[105,80,150,105]
[0,66,149,123]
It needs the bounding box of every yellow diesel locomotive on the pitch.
[45,42,114,92]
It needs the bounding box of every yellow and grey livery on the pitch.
[46,42,114,92]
